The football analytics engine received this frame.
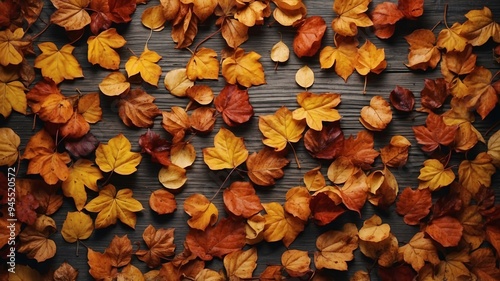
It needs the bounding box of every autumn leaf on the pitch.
[149,189,177,215]
[234,0,268,27]
[171,3,199,49]
[26,78,74,124]
[262,202,305,247]
[380,135,411,167]
[404,29,441,70]
[118,88,161,128]
[223,181,263,218]
[99,71,130,96]
[463,66,498,119]
[339,130,379,170]
[186,47,219,80]
[171,142,196,168]
[136,225,175,268]
[87,28,127,70]
[95,133,142,175]
[224,248,257,279]
[292,92,341,131]
[389,85,415,112]
[304,167,326,192]
[460,6,500,46]
[0,28,30,66]
[358,215,390,243]
[203,127,248,170]
[0,65,27,117]
[295,65,314,89]
[54,262,78,281]
[412,112,458,152]
[281,249,311,277]
[214,84,254,126]
[359,233,399,268]
[270,39,290,64]
[319,35,358,82]
[418,159,455,191]
[331,0,373,36]
[184,193,218,230]
[371,2,404,39]
[34,42,83,84]
[61,211,94,243]
[221,47,265,87]
[304,121,344,160]
[458,152,495,196]
[487,129,500,168]
[161,106,191,143]
[259,106,306,151]
[314,223,359,271]
[84,184,144,229]
[355,40,386,76]
[18,215,57,262]
[284,187,311,221]
[138,129,171,166]
[293,16,326,58]
[435,249,473,280]
[186,218,246,261]
[398,231,440,271]
[105,234,133,267]
[309,191,346,225]
[0,127,20,166]
[396,187,432,225]
[425,216,463,247]
[359,95,392,131]
[420,78,449,110]
[62,159,103,211]
[186,85,214,106]
[25,144,71,185]
[271,0,306,26]
[469,248,500,280]
[246,147,289,186]
[50,0,90,30]
[141,5,167,31]
[125,47,162,86]
[336,169,369,214]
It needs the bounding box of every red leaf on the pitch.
[390,85,415,112]
[138,130,172,166]
[293,16,327,58]
[214,84,254,126]
[106,0,136,23]
[396,188,432,225]
[485,225,500,256]
[378,264,416,281]
[64,132,99,158]
[89,0,112,34]
[420,78,449,110]
[304,121,344,160]
[412,112,458,152]
[398,0,424,20]
[425,216,463,247]
[309,192,346,226]
[16,193,39,225]
[340,130,379,170]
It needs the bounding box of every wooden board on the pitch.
[1,0,500,280]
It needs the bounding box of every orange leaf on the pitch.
[380,135,411,167]
[223,248,258,279]
[404,29,441,70]
[246,147,289,186]
[412,112,458,152]
[398,231,440,271]
[314,223,358,271]
[355,40,387,76]
[262,202,305,247]
[50,0,91,30]
[149,189,177,215]
[105,234,133,267]
[214,84,254,127]
[304,121,344,160]
[425,216,463,247]
[292,92,341,131]
[281,249,311,277]
[161,106,191,143]
[319,35,358,81]
[259,106,306,151]
[460,7,500,46]
[396,187,432,225]
[118,88,161,128]
[186,47,219,80]
[184,193,218,230]
[371,2,403,39]
[284,186,311,221]
[136,225,176,268]
[293,16,326,58]
[359,95,392,131]
[340,130,379,170]
[223,181,263,218]
[125,47,162,86]
[18,215,57,262]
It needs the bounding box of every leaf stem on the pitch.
[99,171,114,188]
[288,142,301,169]
[431,20,442,32]
[210,167,236,202]
[194,26,222,52]
[145,29,153,50]
[363,75,368,94]
[31,22,52,41]
[443,4,449,29]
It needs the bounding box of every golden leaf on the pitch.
[158,164,187,190]
[0,65,27,117]
[184,193,218,231]
[99,72,130,96]
[61,211,94,243]
[262,202,305,247]
[221,48,265,87]
[223,248,258,279]
[332,0,373,36]
[34,42,83,84]
[125,47,162,86]
[0,127,20,166]
[203,127,248,170]
[0,28,31,66]
[281,249,311,277]
[18,215,57,262]
[186,47,219,80]
[62,159,102,211]
[458,152,495,196]
[87,28,127,70]
[295,65,314,89]
[164,68,194,97]
[259,106,306,151]
[314,223,359,271]
[50,0,91,30]
[95,133,142,175]
[398,231,440,271]
[418,159,455,191]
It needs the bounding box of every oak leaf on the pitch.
[184,193,218,230]
[223,248,257,279]
[136,225,176,268]
[214,84,254,126]
[84,184,144,229]
[398,231,440,271]
[95,133,142,175]
[262,202,305,247]
[118,88,161,128]
[319,35,358,81]
[359,95,392,131]
[425,216,463,247]
[412,112,458,152]
[0,28,30,66]
[380,135,411,167]
[87,28,127,70]
[460,6,500,46]
[284,186,311,221]
[34,42,83,84]
[292,92,341,131]
[304,121,344,160]
[62,159,103,211]
[18,215,57,262]
[331,0,373,36]
[221,48,265,87]
[418,159,455,191]
[314,223,359,270]
[158,164,187,190]
[293,16,326,58]
[125,47,162,86]
[149,189,177,215]
[281,249,311,277]
[99,71,130,96]
[186,47,219,80]
[396,187,432,225]
[0,127,20,166]
[61,211,94,243]
[0,65,27,117]
[223,181,263,218]
[259,106,306,151]
[203,127,248,170]
[404,29,441,70]
[458,152,495,196]
[246,147,289,186]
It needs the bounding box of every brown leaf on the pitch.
[190,107,216,134]
[223,181,263,218]
[171,4,198,48]
[284,186,311,221]
[398,231,440,271]
[412,112,458,152]
[18,215,57,262]
[293,16,327,58]
[371,2,404,39]
[53,262,78,281]
[105,235,133,267]
[162,106,191,143]
[469,247,500,281]
[138,129,172,166]
[340,130,379,170]
[118,88,161,128]
[389,85,414,112]
[214,84,254,126]
[404,29,441,70]
[281,249,311,277]
[380,135,411,167]
[398,0,423,20]
[309,191,346,225]
[223,248,258,279]
[425,216,463,247]
[377,264,416,281]
[396,187,432,225]
[136,225,176,268]
[359,95,392,131]
[246,147,289,186]
[420,78,449,110]
[304,121,344,160]
[314,223,359,271]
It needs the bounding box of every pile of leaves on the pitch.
[1,0,500,280]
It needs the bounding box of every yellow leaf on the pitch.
[117,264,145,281]
[262,202,305,247]
[50,0,91,30]
[18,215,57,262]
[332,0,373,36]
[398,231,440,271]
[0,28,30,66]
[404,29,441,71]
[435,250,473,280]
[319,35,359,82]
[327,157,356,185]
[95,133,142,175]
[34,42,83,84]
[194,269,225,281]
[358,214,390,243]
[164,68,194,97]
[203,127,248,170]
[303,167,326,192]
[234,1,268,26]
[78,93,102,124]
[186,47,219,80]
[9,265,42,281]
[0,65,27,117]
[222,48,265,87]
[292,92,341,131]
[184,193,218,230]
[270,40,290,63]
[284,187,311,221]
[61,211,94,243]
[437,23,468,52]
[87,28,127,70]
[84,184,144,229]
[0,127,20,166]
[141,5,168,31]
[99,72,130,96]
[62,159,103,211]
[460,6,500,46]
[418,159,455,191]
[295,65,314,89]
[246,213,265,244]
[171,142,196,168]
[259,106,306,151]
[281,249,311,277]
[314,223,359,271]
[487,129,500,168]
[458,152,496,196]
[272,3,307,26]
[355,40,387,76]
[125,47,162,86]
[158,164,187,190]
[223,248,258,279]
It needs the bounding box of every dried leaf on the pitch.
[136,225,175,268]
[281,249,311,277]
[418,159,455,191]
[380,135,411,167]
[314,223,359,270]
[203,127,248,170]
[149,189,177,215]
[223,181,263,218]
[87,28,126,70]
[61,211,93,243]
[425,216,463,247]
[396,187,432,225]
[259,106,306,151]
[293,92,341,131]
[0,127,20,166]
[224,248,258,279]
[304,121,344,160]
[262,202,305,247]
[398,231,440,271]
[293,16,326,58]
[389,85,414,112]
[164,68,194,97]
[18,215,57,262]
[221,47,265,87]
[184,193,218,230]
[158,164,187,190]
[95,133,142,175]
[404,29,441,70]
[359,96,392,131]
[62,159,102,211]
[125,47,162,86]
[319,35,358,81]
[214,84,254,126]
[99,71,130,96]
[186,47,219,80]
[331,0,373,36]
[34,42,83,84]
[246,147,289,186]
[118,88,161,128]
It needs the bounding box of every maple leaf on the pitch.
[398,231,440,271]
[118,88,161,128]
[203,127,248,170]
[87,248,116,280]
[458,152,495,196]
[95,133,142,175]
[339,130,379,170]
[418,159,455,191]
[50,0,91,31]
[262,202,305,247]
[285,187,311,221]
[224,248,258,279]
[460,6,500,46]
[136,225,176,268]
[319,35,358,82]
[331,0,373,36]
[441,45,477,82]
[437,23,468,52]
[246,147,289,186]
[259,106,306,151]
[54,262,79,281]
[18,215,57,262]
[105,235,133,267]
[282,249,311,277]
[0,127,20,166]
[184,193,218,230]
[61,211,94,243]
[292,92,341,131]
[405,29,441,70]
[26,78,74,124]
[62,159,103,211]
[221,47,265,87]
[359,95,392,131]
[0,65,27,117]
[25,145,71,185]
[396,187,432,225]
[125,47,162,86]
[293,16,326,58]
[314,223,359,271]
[412,112,458,152]
[149,189,177,215]
[304,121,344,160]
[371,2,404,39]
[87,28,127,70]
[84,184,144,229]
[186,218,246,261]
[0,28,31,66]
[463,66,498,119]
[355,40,386,76]
[214,84,254,126]
[186,47,219,80]
[34,42,83,84]
[223,181,263,218]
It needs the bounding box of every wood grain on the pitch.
[1,0,499,280]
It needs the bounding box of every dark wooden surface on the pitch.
[2,0,500,280]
